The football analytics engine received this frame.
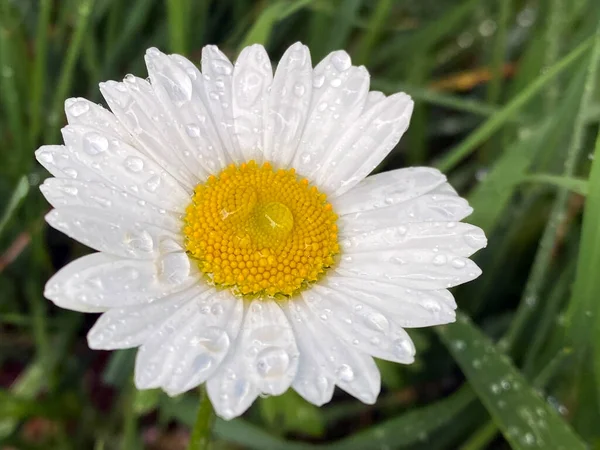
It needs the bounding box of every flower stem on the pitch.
[187,385,214,450]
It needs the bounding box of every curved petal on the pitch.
[60,124,190,212]
[36,145,109,184]
[99,78,197,188]
[143,49,223,180]
[45,207,180,259]
[341,222,487,258]
[302,285,415,364]
[319,93,414,197]
[162,290,244,396]
[206,303,259,420]
[44,252,196,311]
[326,276,456,328]
[334,167,447,216]
[364,91,386,112]
[65,98,131,141]
[40,178,181,232]
[87,284,203,349]
[134,289,211,389]
[283,300,381,404]
[232,44,273,163]
[339,194,473,233]
[201,46,243,163]
[242,300,299,395]
[263,42,312,168]
[335,248,482,290]
[293,50,369,179]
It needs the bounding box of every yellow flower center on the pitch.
[183,161,339,298]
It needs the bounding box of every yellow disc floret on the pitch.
[183,161,340,298]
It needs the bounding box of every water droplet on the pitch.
[335,364,354,382]
[185,123,200,137]
[145,175,161,192]
[127,230,154,253]
[331,52,351,71]
[364,312,390,333]
[195,327,229,353]
[433,254,447,266]
[38,151,54,164]
[64,168,78,178]
[451,258,466,269]
[68,101,90,117]
[317,102,328,112]
[313,74,325,88]
[84,132,109,155]
[255,347,290,378]
[293,83,305,97]
[330,78,342,87]
[124,156,144,173]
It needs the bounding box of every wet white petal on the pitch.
[64,98,131,141]
[263,42,312,168]
[88,284,202,349]
[341,222,487,257]
[201,46,244,163]
[60,124,190,211]
[335,167,447,215]
[45,252,196,311]
[283,300,381,404]
[326,276,456,328]
[99,78,197,188]
[336,248,482,290]
[232,44,273,163]
[162,290,244,396]
[302,285,415,363]
[294,51,369,178]
[40,178,181,231]
[319,93,413,196]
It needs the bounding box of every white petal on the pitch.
[44,252,196,311]
[339,194,473,233]
[65,98,131,141]
[45,207,179,259]
[232,44,273,163]
[341,222,487,257]
[201,46,243,163]
[336,249,482,290]
[40,178,180,232]
[241,300,299,395]
[134,290,209,389]
[291,352,335,407]
[326,276,456,328]
[294,50,369,179]
[302,285,415,364]
[283,300,381,404]
[364,91,386,112]
[144,48,228,177]
[36,145,106,183]
[334,167,447,215]
[162,290,244,396]
[206,306,259,420]
[87,284,202,349]
[319,93,414,197]
[99,78,197,188]
[60,124,190,212]
[263,42,312,168]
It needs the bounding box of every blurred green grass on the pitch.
[1,0,600,449]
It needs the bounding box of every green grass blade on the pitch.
[166,0,189,54]
[436,36,593,173]
[0,175,29,238]
[438,313,587,450]
[326,0,362,51]
[355,0,393,65]
[46,0,95,143]
[522,174,588,196]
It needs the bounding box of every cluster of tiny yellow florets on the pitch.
[183,161,339,297]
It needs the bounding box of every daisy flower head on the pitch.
[36,43,486,419]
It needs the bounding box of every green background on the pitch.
[1,0,600,449]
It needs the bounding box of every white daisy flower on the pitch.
[36,43,486,420]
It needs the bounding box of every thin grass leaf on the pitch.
[238,0,315,51]
[355,0,393,65]
[326,0,362,51]
[436,36,593,172]
[46,0,95,143]
[438,313,587,450]
[0,175,29,238]
[522,174,588,196]
[166,0,189,54]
